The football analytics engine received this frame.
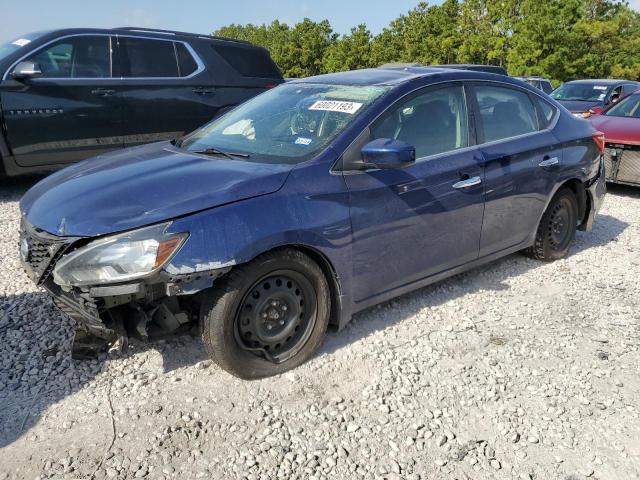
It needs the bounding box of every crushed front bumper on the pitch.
[19,218,230,357]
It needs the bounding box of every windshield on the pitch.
[604,93,640,118]
[0,32,49,63]
[551,83,611,102]
[180,83,390,164]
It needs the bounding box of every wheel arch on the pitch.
[562,178,588,227]
[236,243,345,329]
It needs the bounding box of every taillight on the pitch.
[264,83,277,89]
[592,131,605,154]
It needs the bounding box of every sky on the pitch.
[3,0,639,44]
[0,0,428,43]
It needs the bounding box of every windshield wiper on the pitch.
[191,147,250,160]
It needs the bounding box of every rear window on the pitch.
[213,44,281,79]
[535,97,557,128]
[475,85,538,142]
[176,43,198,77]
[120,37,179,78]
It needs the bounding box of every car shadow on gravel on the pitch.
[0,175,45,201]
[320,212,629,357]
[0,290,208,450]
[606,183,640,199]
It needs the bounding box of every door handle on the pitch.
[192,88,214,95]
[539,156,559,168]
[453,176,482,189]
[91,88,116,97]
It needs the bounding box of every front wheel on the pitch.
[525,187,578,261]
[200,249,330,379]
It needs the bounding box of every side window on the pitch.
[475,85,538,143]
[119,37,178,78]
[175,43,198,77]
[541,81,554,94]
[534,97,557,129]
[213,44,281,79]
[370,86,468,159]
[609,85,624,103]
[23,36,110,78]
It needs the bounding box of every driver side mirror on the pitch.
[11,61,42,80]
[359,138,416,170]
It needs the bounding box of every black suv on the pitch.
[0,27,283,176]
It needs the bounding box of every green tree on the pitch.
[215,0,640,82]
[215,19,336,78]
[323,24,374,72]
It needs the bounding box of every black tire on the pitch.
[200,248,330,379]
[525,187,578,261]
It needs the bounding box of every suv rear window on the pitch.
[176,43,198,77]
[119,37,179,77]
[213,44,280,78]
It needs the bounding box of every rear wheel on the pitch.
[526,187,578,261]
[200,249,330,379]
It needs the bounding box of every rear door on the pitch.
[116,36,216,147]
[0,34,123,167]
[344,84,485,302]
[471,83,563,256]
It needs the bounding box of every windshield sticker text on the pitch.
[12,38,31,47]
[309,100,363,115]
[294,137,313,146]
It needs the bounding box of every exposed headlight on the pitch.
[53,223,187,287]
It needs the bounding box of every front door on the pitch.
[344,84,485,303]
[0,34,123,167]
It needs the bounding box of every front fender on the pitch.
[164,161,354,322]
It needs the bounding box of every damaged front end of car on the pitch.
[19,217,231,358]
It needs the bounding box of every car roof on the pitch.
[291,66,514,87]
[565,79,639,85]
[25,27,253,46]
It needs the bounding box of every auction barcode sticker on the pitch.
[12,38,31,47]
[309,100,363,114]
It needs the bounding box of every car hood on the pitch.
[556,99,602,113]
[590,115,640,145]
[20,142,293,237]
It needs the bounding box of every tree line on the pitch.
[214,0,640,84]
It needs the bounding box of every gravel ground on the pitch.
[1,176,639,480]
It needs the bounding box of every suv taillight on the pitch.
[592,131,605,154]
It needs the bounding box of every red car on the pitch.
[590,90,640,186]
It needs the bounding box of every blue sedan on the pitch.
[19,66,606,379]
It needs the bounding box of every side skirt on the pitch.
[349,240,532,318]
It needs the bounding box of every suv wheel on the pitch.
[526,187,578,261]
[200,249,330,379]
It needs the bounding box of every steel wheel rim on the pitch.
[548,198,572,250]
[235,269,317,363]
